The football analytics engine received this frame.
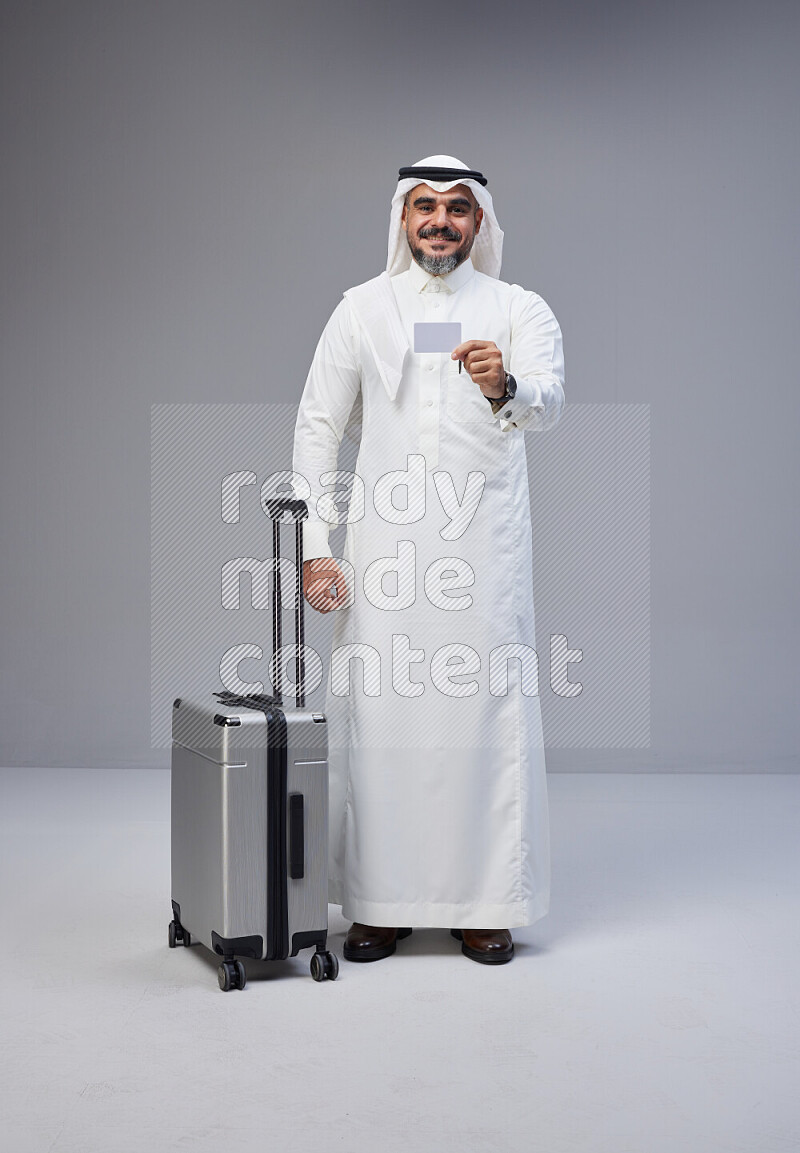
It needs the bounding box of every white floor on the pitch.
[0,769,798,1153]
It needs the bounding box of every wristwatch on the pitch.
[488,372,517,413]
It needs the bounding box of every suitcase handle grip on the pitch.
[263,497,308,522]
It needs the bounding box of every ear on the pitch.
[474,206,484,234]
[401,203,408,232]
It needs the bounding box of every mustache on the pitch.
[418,226,462,241]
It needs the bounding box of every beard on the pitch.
[407,226,474,276]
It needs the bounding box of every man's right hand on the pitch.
[302,558,349,614]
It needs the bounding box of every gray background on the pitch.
[1,0,797,771]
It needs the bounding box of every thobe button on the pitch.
[427,364,435,372]
[427,399,434,407]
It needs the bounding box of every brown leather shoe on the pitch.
[451,928,514,965]
[343,923,413,962]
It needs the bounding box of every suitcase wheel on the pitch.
[218,960,247,992]
[168,919,191,949]
[310,950,339,982]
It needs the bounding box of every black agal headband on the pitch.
[398,165,488,187]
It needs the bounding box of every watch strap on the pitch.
[489,373,517,414]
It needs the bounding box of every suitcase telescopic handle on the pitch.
[264,497,308,709]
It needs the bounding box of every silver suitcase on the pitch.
[169,498,338,989]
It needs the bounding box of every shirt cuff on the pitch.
[489,375,545,426]
[302,518,334,561]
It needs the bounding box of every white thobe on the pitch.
[293,256,564,928]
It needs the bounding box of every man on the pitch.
[292,155,564,964]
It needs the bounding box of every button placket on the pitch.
[414,280,450,468]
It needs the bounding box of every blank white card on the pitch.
[413,322,462,354]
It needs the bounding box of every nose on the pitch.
[432,204,449,227]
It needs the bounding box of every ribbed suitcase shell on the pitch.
[171,693,329,964]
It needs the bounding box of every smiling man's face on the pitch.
[401,183,483,275]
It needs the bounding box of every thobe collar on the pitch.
[407,256,476,295]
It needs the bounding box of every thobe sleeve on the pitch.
[293,298,362,560]
[492,290,565,432]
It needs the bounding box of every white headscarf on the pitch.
[387,154,504,279]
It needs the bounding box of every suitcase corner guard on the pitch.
[211,930,264,960]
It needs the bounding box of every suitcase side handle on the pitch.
[288,793,304,879]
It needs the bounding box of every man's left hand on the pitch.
[452,340,505,399]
